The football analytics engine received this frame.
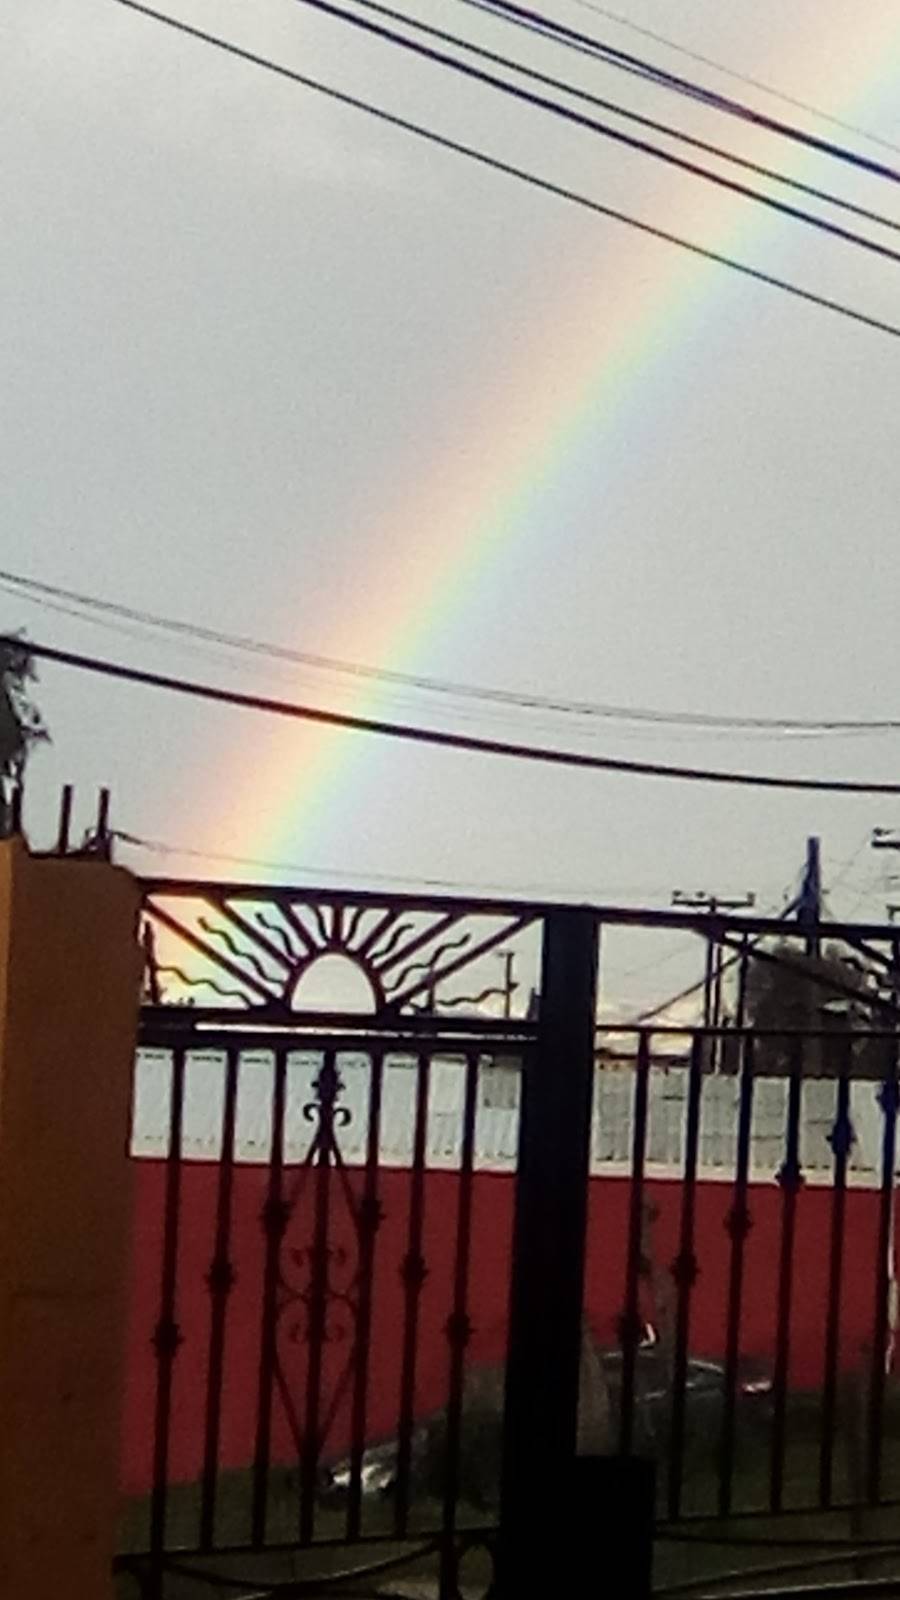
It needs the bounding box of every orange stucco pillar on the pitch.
[0,839,142,1599]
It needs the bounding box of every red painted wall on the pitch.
[121,1162,888,1494]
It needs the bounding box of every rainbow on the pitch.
[207,15,898,874]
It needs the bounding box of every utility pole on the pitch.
[796,835,822,957]
[496,949,517,1020]
[671,889,756,1071]
[417,948,518,1017]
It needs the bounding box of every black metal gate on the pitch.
[116,881,900,1599]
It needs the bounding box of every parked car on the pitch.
[597,1344,772,1458]
[321,1345,772,1509]
[323,1428,431,1502]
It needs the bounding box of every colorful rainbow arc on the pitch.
[205,12,899,867]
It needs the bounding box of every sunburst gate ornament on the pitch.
[140,886,537,1018]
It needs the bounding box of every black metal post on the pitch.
[498,908,599,1598]
[251,1049,288,1546]
[619,1030,651,1457]
[57,782,73,854]
[667,1033,704,1519]
[798,835,822,955]
[199,1049,240,1551]
[820,1039,852,1508]
[770,1038,804,1513]
[394,1055,431,1539]
[719,1034,756,1517]
[96,785,112,858]
[148,1048,186,1599]
[9,779,22,835]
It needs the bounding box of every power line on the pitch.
[458,0,900,185]
[824,834,872,896]
[620,929,775,1026]
[626,907,900,1033]
[114,829,674,898]
[113,2,900,341]
[10,568,900,736]
[609,885,792,985]
[622,965,726,1026]
[18,633,900,795]
[298,0,900,237]
[609,942,696,985]
[622,885,805,1025]
[9,592,822,749]
[291,0,900,268]
[570,0,900,158]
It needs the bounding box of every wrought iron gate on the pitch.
[116,882,900,1599]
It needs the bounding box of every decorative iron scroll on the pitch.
[269,1055,369,1475]
[140,886,537,1019]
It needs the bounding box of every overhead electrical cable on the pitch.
[9,569,900,734]
[621,897,801,1026]
[455,0,900,184]
[114,830,676,898]
[17,634,900,796]
[112,3,900,340]
[289,0,900,267]
[291,0,900,236]
[622,964,734,1026]
[570,0,900,157]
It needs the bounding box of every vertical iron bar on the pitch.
[701,935,716,1062]
[770,1037,804,1514]
[718,1033,755,1518]
[9,781,22,834]
[499,909,599,1600]
[199,1050,240,1551]
[667,1034,704,1519]
[439,1052,479,1600]
[148,1048,186,1598]
[734,935,751,1031]
[96,784,111,854]
[300,1051,340,1546]
[710,934,724,1074]
[346,1052,385,1542]
[867,1055,898,1504]
[251,1049,288,1547]
[619,1030,652,1457]
[820,1042,852,1508]
[394,1054,431,1539]
[57,782,73,854]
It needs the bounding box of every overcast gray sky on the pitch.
[4,0,900,1006]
